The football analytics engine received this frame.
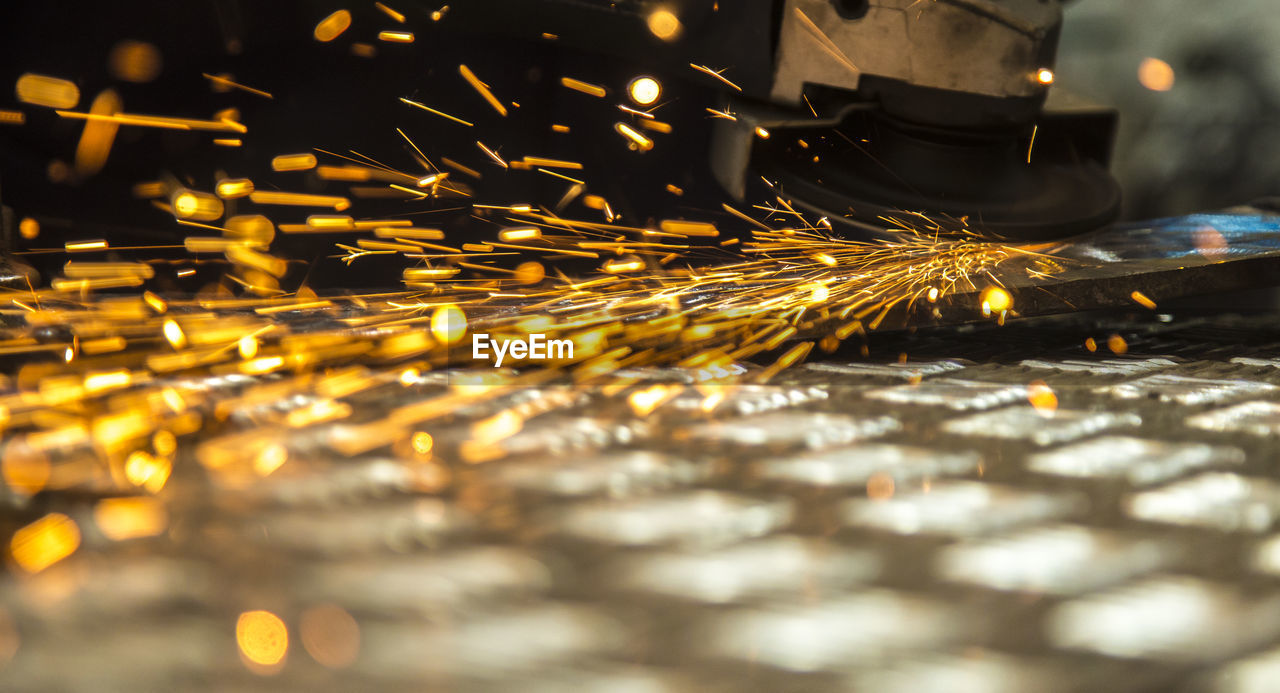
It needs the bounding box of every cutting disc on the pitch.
[755,112,1123,241]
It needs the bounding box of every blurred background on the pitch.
[1058,0,1280,219]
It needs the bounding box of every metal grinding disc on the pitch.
[754,113,1123,241]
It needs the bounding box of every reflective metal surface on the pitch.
[9,310,1280,691]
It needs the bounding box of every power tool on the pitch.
[446,0,1122,240]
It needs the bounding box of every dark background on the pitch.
[1,0,1278,288]
[0,0,735,288]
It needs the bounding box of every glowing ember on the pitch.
[237,610,289,670]
[628,77,662,106]
[10,513,80,574]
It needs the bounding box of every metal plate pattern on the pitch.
[9,312,1280,691]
